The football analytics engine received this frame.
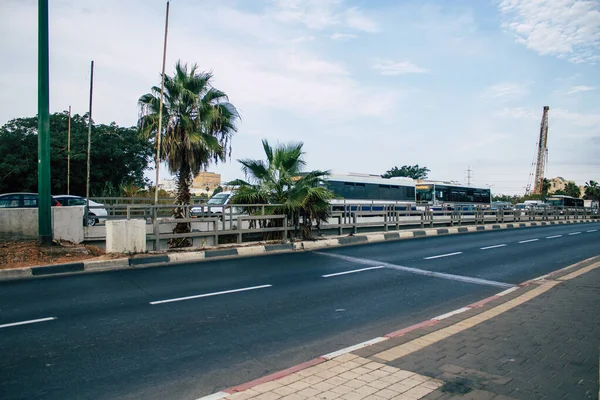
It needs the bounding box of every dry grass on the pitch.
[0,241,118,270]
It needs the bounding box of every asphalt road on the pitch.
[0,223,598,400]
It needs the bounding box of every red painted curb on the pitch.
[224,357,326,393]
[467,295,500,308]
[385,319,439,338]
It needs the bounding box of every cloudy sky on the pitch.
[1,0,599,194]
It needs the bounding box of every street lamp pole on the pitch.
[154,1,170,206]
[37,0,52,245]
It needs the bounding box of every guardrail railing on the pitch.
[82,203,599,250]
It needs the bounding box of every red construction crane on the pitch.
[533,106,549,195]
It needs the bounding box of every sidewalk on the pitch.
[205,256,600,400]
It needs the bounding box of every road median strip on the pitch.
[1,219,598,281]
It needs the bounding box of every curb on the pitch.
[1,219,598,281]
[196,254,600,400]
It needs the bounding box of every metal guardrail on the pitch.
[83,203,599,250]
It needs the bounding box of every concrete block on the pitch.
[106,219,146,254]
[0,267,33,281]
[0,206,83,243]
[236,246,266,256]
[425,229,437,236]
[53,206,85,243]
[168,252,205,263]
[399,231,414,238]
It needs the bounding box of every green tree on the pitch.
[564,181,581,198]
[230,140,334,240]
[0,112,153,195]
[138,61,240,247]
[212,186,223,197]
[550,189,566,196]
[382,164,430,180]
[584,180,600,206]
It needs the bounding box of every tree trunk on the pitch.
[170,164,192,248]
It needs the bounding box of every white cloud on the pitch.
[373,60,429,76]
[344,7,379,33]
[481,82,530,100]
[495,107,600,127]
[567,85,595,94]
[269,0,378,32]
[495,107,539,119]
[330,32,358,40]
[498,0,600,63]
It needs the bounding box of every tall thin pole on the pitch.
[67,105,71,195]
[155,1,170,206]
[38,0,52,245]
[86,61,94,215]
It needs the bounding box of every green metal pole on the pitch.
[38,0,52,245]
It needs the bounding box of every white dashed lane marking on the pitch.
[546,235,562,239]
[423,252,462,260]
[480,244,507,250]
[519,239,539,243]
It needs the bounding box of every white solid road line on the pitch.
[322,337,388,359]
[480,244,507,250]
[519,239,539,244]
[568,232,582,235]
[423,252,462,260]
[315,252,514,289]
[150,285,272,305]
[546,235,562,239]
[433,307,471,321]
[195,392,229,400]
[0,317,56,329]
[322,266,385,278]
[587,229,598,233]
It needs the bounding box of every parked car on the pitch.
[53,195,108,226]
[0,193,60,208]
[190,192,235,218]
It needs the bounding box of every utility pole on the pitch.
[466,166,473,187]
[85,61,94,221]
[37,0,52,245]
[67,105,71,195]
[155,1,170,206]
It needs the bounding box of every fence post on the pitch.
[153,206,159,251]
[283,216,288,242]
[237,216,243,243]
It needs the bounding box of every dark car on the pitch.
[0,193,60,208]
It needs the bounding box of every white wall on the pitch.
[0,206,85,243]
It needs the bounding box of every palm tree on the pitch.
[564,181,581,198]
[541,178,551,200]
[230,140,334,240]
[138,61,239,247]
[584,180,600,206]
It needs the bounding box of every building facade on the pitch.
[549,177,584,198]
[191,172,222,195]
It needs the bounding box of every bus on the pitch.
[546,195,584,209]
[323,172,416,211]
[415,181,491,208]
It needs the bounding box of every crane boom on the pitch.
[533,106,549,195]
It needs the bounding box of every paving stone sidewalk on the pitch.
[212,259,600,400]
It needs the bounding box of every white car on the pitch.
[191,192,234,218]
[53,195,108,226]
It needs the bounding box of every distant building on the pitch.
[158,178,177,193]
[549,177,584,198]
[191,172,221,195]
